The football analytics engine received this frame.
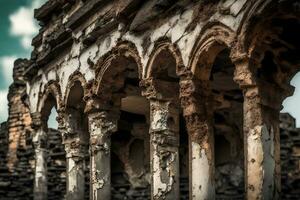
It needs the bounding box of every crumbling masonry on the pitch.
[0,0,300,199]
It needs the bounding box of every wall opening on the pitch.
[210,49,244,199]
[40,93,66,199]
[65,81,90,199]
[111,111,150,199]
[99,56,151,199]
[48,107,58,129]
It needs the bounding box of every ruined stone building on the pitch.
[0,0,299,199]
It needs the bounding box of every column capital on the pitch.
[243,80,294,111]
[230,53,262,89]
[88,111,118,135]
[179,78,210,117]
[32,128,47,149]
[140,78,179,102]
[64,138,86,160]
[179,77,213,144]
[83,94,113,114]
[31,111,43,130]
[88,111,118,155]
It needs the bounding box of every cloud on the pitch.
[9,0,46,50]
[9,7,38,36]
[0,90,8,122]
[0,56,17,86]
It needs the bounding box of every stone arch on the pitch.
[145,37,185,79]
[34,80,67,200]
[143,37,190,199]
[94,41,142,95]
[184,22,244,199]
[92,40,151,199]
[37,80,62,114]
[189,23,235,80]
[236,0,300,58]
[236,0,275,54]
[63,70,90,200]
[63,71,88,107]
[234,0,300,96]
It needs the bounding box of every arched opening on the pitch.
[98,55,151,199]
[65,81,90,199]
[148,47,189,199]
[48,107,58,129]
[209,49,244,199]
[193,42,244,198]
[40,92,66,200]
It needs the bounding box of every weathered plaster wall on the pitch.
[27,0,251,112]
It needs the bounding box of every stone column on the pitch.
[64,140,86,200]
[233,58,283,199]
[150,100,180,200]
[87,110,118,200]
[179,76,215,200]
[32,112,48,200]
[58,109,86,200]
[243,86,281,199]
[141,78,180,200]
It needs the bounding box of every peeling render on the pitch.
[64,142,86,200]
[88,111,118,200]
[61,108,87,200]
[150,100,180,200]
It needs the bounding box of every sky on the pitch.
[0,1,299,127]
[0,0,57,128]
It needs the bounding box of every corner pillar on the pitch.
[243,86,281,199]
[32,112,48,200]
[233,58,282,199]
[179,77,215,200]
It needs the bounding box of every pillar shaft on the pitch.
[179,78,215,200]
[65,140,86,200]
[60,109,87,200]
[188,117,214,200]
[244,87,280,199]
[33,128,47,200]
[88,111,117,200]
[149,100,180,200]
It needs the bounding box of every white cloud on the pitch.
[0,90,8,122]
[9,0,46,50]
[0,56,17,86]
[9,7,38,36]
